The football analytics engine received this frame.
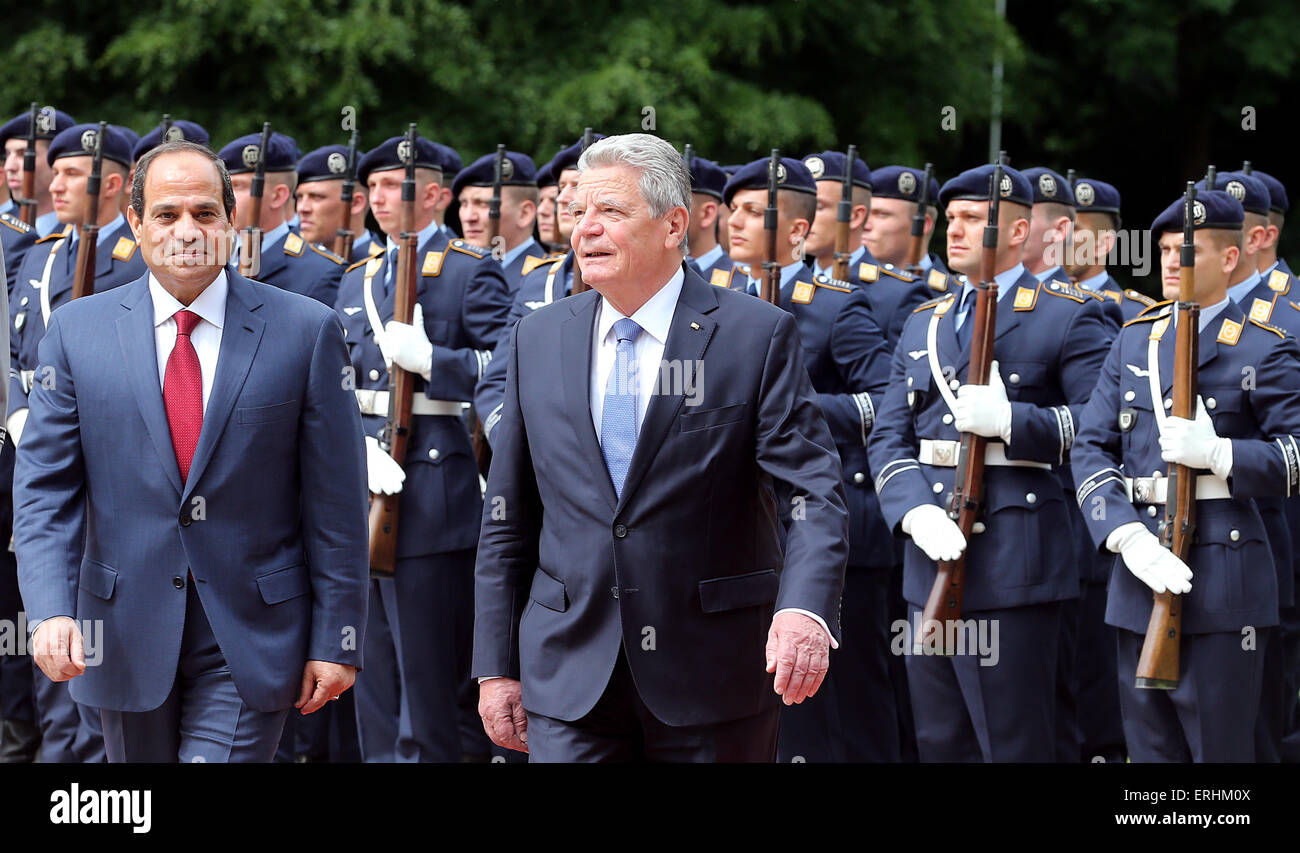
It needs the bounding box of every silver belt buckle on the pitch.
[932,440,956,467]
[1132,477,1154,503]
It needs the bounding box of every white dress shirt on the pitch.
[590,267,684,439]
[149,270,227,412]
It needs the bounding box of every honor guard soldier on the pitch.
[535,157,561,254]
[1022,167,1078,285]
[866,165,948,281]
[804,152,930,350]
[217,131,346,306]
[7,123,144,763]
[452,150,546,292]
[1208,169,1300,762]
[1069,178,1155,322]
[475,135,603,445]
[429,141,462,238]
[1253,169,1293,277]
[867,164,1114,762]
[1,108,76,236]
[336,134,510,762]
[131,118,209,165]
[1071,190,1300,762]
[682,155,736,288]
[1249,167,1300,762]
[1,211,35,294]
[295,144,381,265]
[724,156,899,762]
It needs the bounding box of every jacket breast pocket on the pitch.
[679,403,746,432]
[903,361,933,410]
[424,318,451,345]
[256,563,310,605]
[698,568,779,613]
[999,360,1048,400]
[1201,387,1246,436]
[79,558,118,601]
[237,399,299,425]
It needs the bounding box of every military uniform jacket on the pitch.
[1090,273,1158,323]
[501,240,553,293]
[1071,299,1300,634]
[9,224,145,414]
[779,265,893,569]
[249,229,346,307]
[1,212,36,295]
[477,251,575,438]
[335,232,511,557]
[844,252,936,350]
[867,268,1113,610]
[689,247,739,290]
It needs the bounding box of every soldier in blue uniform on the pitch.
[682,155,735,288]
[452,150,546,292]
[131,118,209,165]
[804,152,931,350]
[1,108,76,236]
[866,164,949,285]
[430,142,462,239]
[6,123,144,763]
[724,156,898,761]
[217,131,346,307]
[1021,166,1077,287]
[1253,169,1292,278]
[1072,190,1300,761]
[1068,178,1155,322]
[0,212,35,294]
[294,144,381,266]
[867,164,1113,762]
[535,157,561,254]
[335,134,511,762]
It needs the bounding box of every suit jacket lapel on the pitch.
[115,276,184,497]
[561,291,617,512]
[616,268,718,512]
[182,273,266,499]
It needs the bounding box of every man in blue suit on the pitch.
[14,140,369,763]
[474,133,848,762]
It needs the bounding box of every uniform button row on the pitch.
[369,369,381,381]
[852,472,865,484]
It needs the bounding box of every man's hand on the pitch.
[295,660,357,715]
[31,617,85,682]
[478,677,528,753]
[952,359,1012,441]
[1160,396,1233,478]
[365,435,406,495]
[381,302,433,379]
[765,611,830,706]
[901,502,967,562]
[1107,520,1193,595]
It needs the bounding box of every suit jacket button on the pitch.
[180,514,192,527]
[172,576,185,589]
[428,448,440,460]
[614,524,628,538]
[369,369,381,380]
[852,472,865,484]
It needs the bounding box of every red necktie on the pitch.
[164,310,203,483]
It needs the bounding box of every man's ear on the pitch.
[664,205,689,250]
[127,204,142,239]
[350,190,369,218]
[1006,215,1030,250]
[1246,224,1269,255]
[1222,244,1241,276]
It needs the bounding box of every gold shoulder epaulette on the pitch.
[813,273,852,293]
[309,243,345,264]
[1250,317,1286,338]
[879,265,917,282]
[449,239,487,258]
[1124,289,1156,306]
[913,294,954,313]
[1043,279,1085,303]
[34,230,67,244]
[1122,303,1173,327]
[0,212,32,233]
[345,256,371,274]
[520,254,550,276]
[1133,298,1173,318]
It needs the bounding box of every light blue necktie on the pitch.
[601,318,643,498]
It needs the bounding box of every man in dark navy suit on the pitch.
[14,140,369,762]
[473,133,848,762]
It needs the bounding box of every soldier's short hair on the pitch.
[132,140,236,222]
[578,133,691,253]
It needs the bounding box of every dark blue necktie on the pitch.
[956,287,977,352]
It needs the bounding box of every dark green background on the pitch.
[6,0,1297,291]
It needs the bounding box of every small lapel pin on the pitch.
[690,321,700,330]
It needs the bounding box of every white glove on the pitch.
[381,302,433,381]
[7,408,28,448]
[901,503,967,563]
[952,359,1012,442]
[1159,396,1232,478]
[365,435,406,495]
[1106,521,1193,595]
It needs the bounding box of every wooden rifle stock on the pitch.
[832,145,857,281]
[71,122,107,301]
[761,149,781,305]
[239,122,272,278]
[904,163,934,275]
[916,155,1005,654]
[19,103,38,226]
[334,129,359,259]
[1136,182,1197,690]
[571,128,594,295]
[368,124,420,578]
